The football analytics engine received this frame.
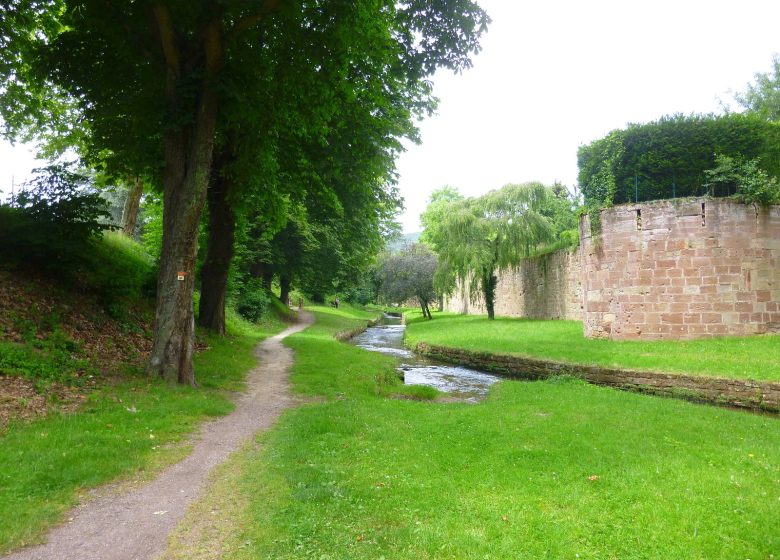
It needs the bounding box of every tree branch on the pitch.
[226,0,282,43]
[151,4,181,79]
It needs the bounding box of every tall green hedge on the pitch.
[577,113,780,207]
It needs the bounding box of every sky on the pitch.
[2,0,780,231]
[393,0,780,231]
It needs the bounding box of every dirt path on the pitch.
[4,312,313,560]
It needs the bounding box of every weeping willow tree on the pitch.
[434,183,553,320]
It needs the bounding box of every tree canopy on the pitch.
[377,243,437,319]
[735,55,780,122]
[3,0,490,384]
[426,183,554,320]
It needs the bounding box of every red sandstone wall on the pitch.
[444,249,583,320]
[582,198,780,340]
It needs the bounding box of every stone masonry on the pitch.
[444,198,780,341]
[582,198,780,339]
[444,249,583,320]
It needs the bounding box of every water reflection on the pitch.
[350,314,500,399]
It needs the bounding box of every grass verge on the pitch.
[404,311,780,381]
[166,306,780,559]
[0,311,285,554]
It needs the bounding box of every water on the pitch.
[350,313,501,400]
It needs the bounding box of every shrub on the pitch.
[0,164,111,272]
[235,279,271,323]
[704,154,780,206]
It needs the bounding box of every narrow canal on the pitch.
[350,313,501,401]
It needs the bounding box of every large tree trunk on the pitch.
[483,267,497,321]
[121,176,144,236]
[279,274,291,306]
[147,11,222,385]
[198,144,236,335]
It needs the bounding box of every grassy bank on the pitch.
[0,311,285,553]
[404,312,780,381]
[166,306,780,559]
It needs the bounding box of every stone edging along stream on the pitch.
[334,316,382,342]
[414,342,780,413]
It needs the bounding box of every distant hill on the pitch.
[387,231,421,252]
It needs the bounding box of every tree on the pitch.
[736,55,780,121]
[703,154,780,206]
[5,0,490,385]
[433,183,553,320]
[577,113,780,208]
[378,244,438,319]
[419,186,464,308]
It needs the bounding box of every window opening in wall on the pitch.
[636,208,642,230]
[701,202,706,227]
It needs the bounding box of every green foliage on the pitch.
[704,154,780,206]
[735,55,780,122]
[341,270,380,306]
[419,185,464,250]
[235,279,271,324]
[376,243,437,316]
[0,164,111,271]
[429,183,554,318]
[578,113,780,207]
[0,339,88,385]
[139,194,163,260]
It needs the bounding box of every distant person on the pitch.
[335,297,340,308]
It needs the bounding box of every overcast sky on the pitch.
[394,0,780,231]
[2,0,780,232]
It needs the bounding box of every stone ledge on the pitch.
[414,342,780,413]
[334,316,381,342]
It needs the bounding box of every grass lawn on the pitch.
[0,311,286,554]
[404,312,780,382]
[170,305,780,559]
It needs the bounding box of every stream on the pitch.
[350,313,501,401]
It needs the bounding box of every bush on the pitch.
[0,164,111,272]
[704,154,780,206]
[0,166,157,316]
[235,279,271,323]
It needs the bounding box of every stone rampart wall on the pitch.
[582,198,780,339]
[444,249,583,320]
[442,198,780,341]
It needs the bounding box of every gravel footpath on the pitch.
[4,312,313,560]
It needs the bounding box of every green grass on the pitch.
[0,312,285,553]
[404,312,780,381]
[200,306,780,559]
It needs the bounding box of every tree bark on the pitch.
[147,13,222,386]
[279,274,291,306]
[198,143,236,335]
[121,176,144,236]
[483,267,497,321]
